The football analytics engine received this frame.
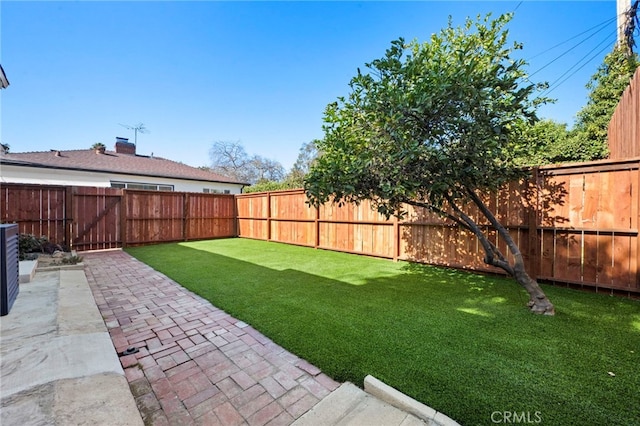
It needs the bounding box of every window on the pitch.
[111,181,174,191]
[203,188,232,194]
[204,188,223,194]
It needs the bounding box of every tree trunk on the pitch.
[512,259,555,315]
[407,194,555,315]
[465,190,555,315]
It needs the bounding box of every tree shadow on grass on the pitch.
[145,241,528,311]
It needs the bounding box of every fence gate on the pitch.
[71,187,122,251]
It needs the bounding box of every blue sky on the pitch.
[1,1,623,171]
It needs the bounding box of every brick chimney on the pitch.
[115,137,136,155]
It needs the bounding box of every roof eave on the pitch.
[0,160,247,186]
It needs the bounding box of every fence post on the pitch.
[267,192,272,241]
[315,203,320,249]
[65,186,73,250]
[393,214,400,261]
[233,195,238,238]
[527,169,541,280]
[636,159,640,289]
[120,189,127,248]
[182,192,189,242]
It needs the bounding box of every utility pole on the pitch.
[618,0,639,53]
[618,0,630,44]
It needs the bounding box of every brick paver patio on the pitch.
[83,250,340,426]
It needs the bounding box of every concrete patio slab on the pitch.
[0,269,143,426]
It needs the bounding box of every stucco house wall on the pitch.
[0,164,242,193]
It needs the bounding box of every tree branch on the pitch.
[466,188,525,268]
[443,194,514,275]
[405,200,472,232]
[405,198,514,275]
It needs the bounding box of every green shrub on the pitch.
[18,234,65,260]
[18,234,48,260]
[58,255,83,265]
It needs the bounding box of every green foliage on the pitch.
[304,13,558,313]
[305,13,544,217]
[286,139,321,188]
[570,46,639,160]
[515,119,570,165]
[243,180,300,193]
[553,132,608,163]
[18,234,48,260]
[18,233,65,259]
[127,239,640,426]
[57,255,83,265]
[245,140,321,193]
[91,142,106,150]
[516,47,638,166]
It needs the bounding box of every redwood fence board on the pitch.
[2,157,639,294]
[1,184,235,249]
[609,67,640,160]
[1,184,67,246]
[237,158,640,294]
[72,186,122,251]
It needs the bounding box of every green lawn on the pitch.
[126,238,640,425]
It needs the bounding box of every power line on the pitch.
[528,16,616,78]
[537,30,617,98]
[528,16,616,61]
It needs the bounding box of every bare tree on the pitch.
[251,157,285,183]
[209,140,285,184]
[209,141,252,182]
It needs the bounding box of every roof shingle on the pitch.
[1,149,247,185]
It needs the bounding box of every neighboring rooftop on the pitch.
[1,138,246,185]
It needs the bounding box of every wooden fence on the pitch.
[0,184,236,251]
[608,67,640,160]
[1,184,69,246]
[2,156,639,294]
[237,158,640,294]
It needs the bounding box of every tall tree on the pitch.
[287,140,321,187]
[515,119,570,165]
[209,141,254,182]
[209,140,285,184]
[569,46,639,159]
[305,13,555,314]
[251,157,286,183]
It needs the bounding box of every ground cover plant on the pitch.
[126,239,640,425]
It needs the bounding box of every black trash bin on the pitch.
[1,224,19,316]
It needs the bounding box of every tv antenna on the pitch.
[119,122,149,146]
